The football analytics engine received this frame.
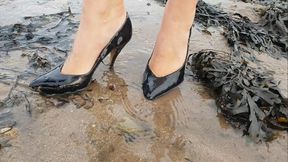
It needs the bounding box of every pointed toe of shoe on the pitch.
[142,82,157,100]
[29,77,46,90]
[29,65,92,95]
[29,76,57,95]
[29,80,37,89]
[29,76,61,95]
[29,67,62,93]
[142,67,168,100]
[142,64,185,100]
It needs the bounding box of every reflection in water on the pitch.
[151,89,187,162]
[85,70,150,162]
[84,69,189,162]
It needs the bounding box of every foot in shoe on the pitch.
[61,11,127,75]
[149,27,190,77]
[148,0,196,77]
[29,14,132,96]
[142,27,191,100]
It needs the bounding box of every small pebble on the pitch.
[98,97,108,103]
[108,84,116,91]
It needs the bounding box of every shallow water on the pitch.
[0,0,287,162]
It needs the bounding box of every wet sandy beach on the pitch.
[0,0,287,162]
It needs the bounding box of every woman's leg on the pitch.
[149,0,197,77]
[61,0,126,75]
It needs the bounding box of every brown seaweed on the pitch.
[259,6,288,53]
[241,0,288,8]
[189,50,288,141]
[0,10,78,72]
[156,0,287,59]
[189,0,288,141]
[195,0,287,59]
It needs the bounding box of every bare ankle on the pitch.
[82,0,126,23]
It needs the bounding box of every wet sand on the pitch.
[0,0,287,162]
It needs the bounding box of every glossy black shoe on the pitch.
[142,62,185,100]
[29,14,132,96]
[142,30,191,100]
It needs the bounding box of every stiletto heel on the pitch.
[29,14,132,96]
[142,29,192,100]
[109,43,126,68]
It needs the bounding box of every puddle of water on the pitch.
[0,0,287,162]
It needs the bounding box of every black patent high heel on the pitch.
[29,14,132,96]
[142,29,192,100]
